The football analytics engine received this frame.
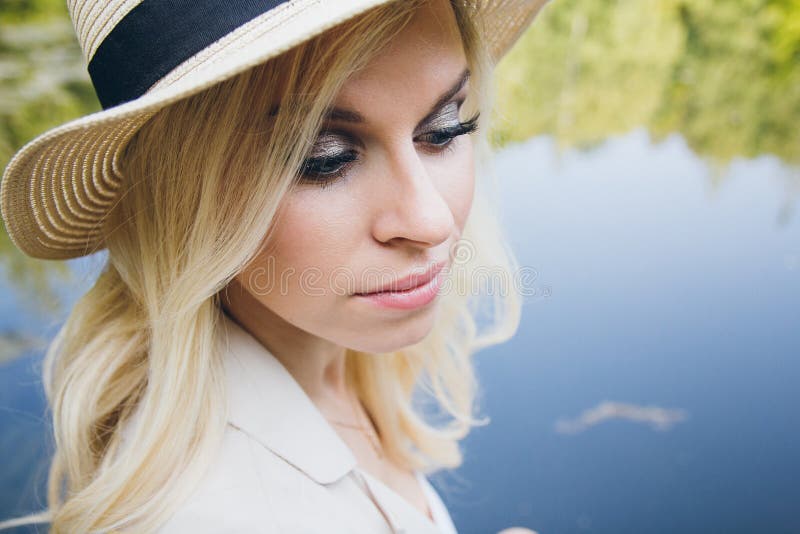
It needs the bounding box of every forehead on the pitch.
[331,0,467,115]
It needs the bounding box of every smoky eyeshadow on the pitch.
[423,101,462,132]
[307,131,354,158]
[308,99,465,155]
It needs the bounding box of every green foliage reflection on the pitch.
[494,0,800,163]
[0,0,798,309]
[0,1,87,310]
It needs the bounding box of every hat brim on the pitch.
[0,0,549,260]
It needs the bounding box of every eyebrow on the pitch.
[276,66,470,126]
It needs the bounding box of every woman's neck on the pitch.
[219,279,351,402]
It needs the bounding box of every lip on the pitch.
[353,261,448,311]
[355,260,447,295]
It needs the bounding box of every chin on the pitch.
[347,313,438,354]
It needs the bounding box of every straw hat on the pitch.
[0,0,549,261]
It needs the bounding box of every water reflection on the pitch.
[494,0,800,164]
[450,130,799,533]
[0,330,45,366]
[554,401,689,435]
[1,0,799,306]
[0,1,799,532]
[2,129,797,532]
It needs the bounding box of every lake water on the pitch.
[1,130,798,533]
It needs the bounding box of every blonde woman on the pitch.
[0,0,548,532]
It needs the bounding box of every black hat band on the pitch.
[88,0,288,109]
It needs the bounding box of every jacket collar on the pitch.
[219,312,358,485]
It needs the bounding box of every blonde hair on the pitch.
[1,0,522,531]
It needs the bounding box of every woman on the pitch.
[0,0,548,532]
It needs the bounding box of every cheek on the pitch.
[239,194,353,304]
[273,193,353,267]
[439,138,476,232]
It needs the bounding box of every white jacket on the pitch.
[150,313,459,533]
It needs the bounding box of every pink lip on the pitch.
[357,261,448,294]
[353,261,447,310]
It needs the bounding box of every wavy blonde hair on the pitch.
[1,0,522,531]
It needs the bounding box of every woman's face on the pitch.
[231,0,475,353]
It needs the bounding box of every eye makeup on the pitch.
[297,100,479,190]
[423,101,462,132]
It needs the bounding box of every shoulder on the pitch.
[117,411,285,531]
[154,424,313,533]
[154,425,276,533]
[155,424,384,534]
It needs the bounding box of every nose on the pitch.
[370,142,455,248]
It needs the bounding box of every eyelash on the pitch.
[298,111,480,190]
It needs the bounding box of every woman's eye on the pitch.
[417,111,480,149]
[303,152,357,175]
[297,111,480,190]
[298,150,359,188]
[422,131,456,147]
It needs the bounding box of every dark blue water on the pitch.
[1,131,798,533]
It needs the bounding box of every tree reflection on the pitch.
[1,0,799,318]
[1,3,94,311]
[494,0,800,164]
